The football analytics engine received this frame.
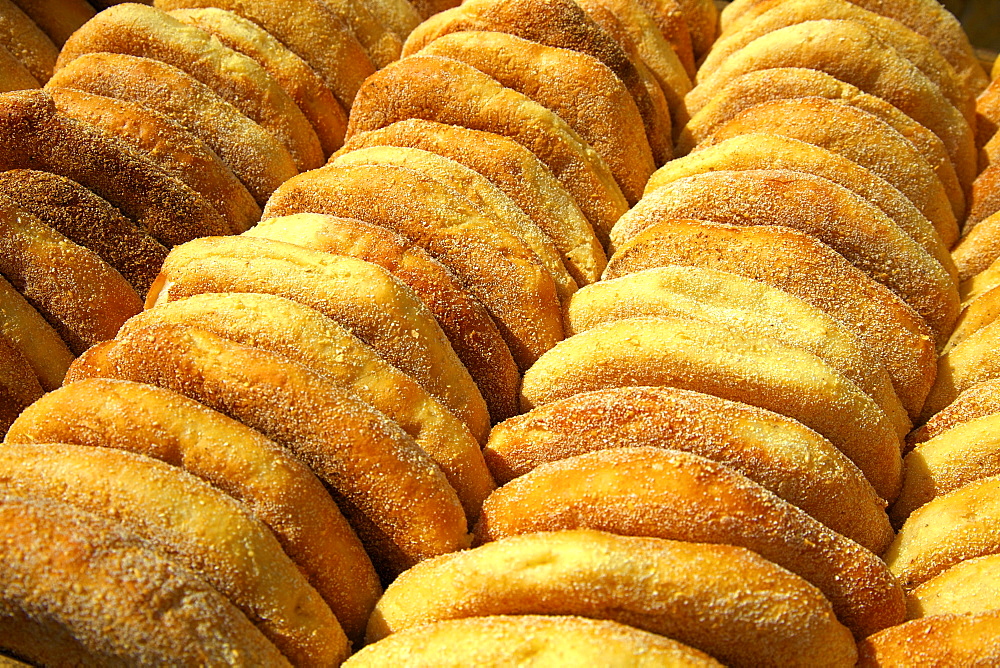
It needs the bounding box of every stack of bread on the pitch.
[2,0,999,665]
[0,0,439,437]
[855,60,1000,665]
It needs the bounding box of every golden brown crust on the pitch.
[155,0,374,110]
[978,76,1000,147]
[263,163,564,371]
[4,377,380,643]
[677,67,965,225]
[604,219,936,420]
[519,316,902,502]
[697,96,959,248]
[945,287,1000,357]
[700,0,973,125]
[858,611,1000,667]
[247,214,520,425]
[150,235,490,443]
[0,0,55,84]
[368,530,857,666]
[961,256,1000,304]
[167,7,346,156]
[67,324,470,578]
[9,0,92,46]
[952,210,1000,281]
[922,318,1000,421]
[46,52,296,207]
[0,88,229,245]
[647,133,956,284]
[565,266,909,440]
[886,476,1000,589]
[893,412,1000,525]
[347,55,628,246]
[485,385,892,554]
[720,0,989,97]
[0,197,142,354]
[48,87,260,235]
[415,30,653,205]
[611,169,959,347]
[0,42,37,93]
[347,615,723,667]
[331,145,577,303]
[0,443,347,665]
[166,0,399,69]
[969,163,1000,229]
[476,448,905,639]
[57,4,322,172]
[118,292,494,525]
[911,379,1000,446]
[577,0,692,125]
[688,20,977,191]
[0,169,167,293]
[336,120,605,287]
[0,273,71,391]
[401,0,673,167]
[0,334,40,437]
[907,554,1000,619]
[671,0,717,58]
[0,495,289,666]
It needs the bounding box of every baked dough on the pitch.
[697,96,959,246]
[118,292,494,523]
[0,88,229,244]
[4,377,380,643]
[857,612,1000,667]
[401,0,673,165]
[886,475,1000,589]
[46,52,296,206]
[0,334,40,438]
[910,379,1000,446]
[676,67,964,223]
[414,30,653,204]
[484,385,893,554]
[604,219,935,420]
[9,0,91,46]
[646,133,956,282]
[687,19,977,190]
[611,169,959,347]
[0,273,71,391]
[247,213,520,424]
[519,316,902,501]
[66,323,470,577]
[347,55,628,245]
[700,0,972,125]
[167,7,346,156]
[57,3,322,171]
[565,265,909,439]
[154,0,374,110]
[262,163,563,371]
[49,87,260,234]
[367,529,857,666]
[0,0,56,84]
[330,145,577,302]
[0,495,289,666]
[0,195,142,354]
[0,168,168,292]
[346,615,722,667]
[336,119,605,287]
[893,412,1000,524]
[0,442,347,665]
[476,448,905,639]
[720,0,989,97]
[149,235,490,442]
